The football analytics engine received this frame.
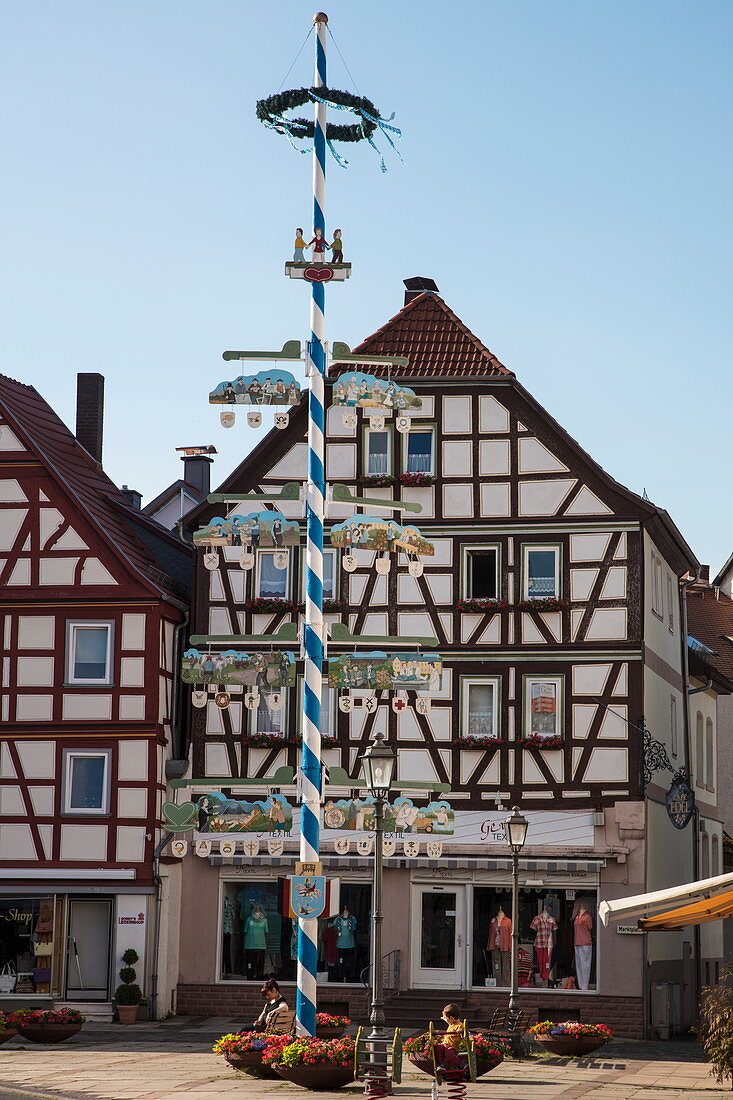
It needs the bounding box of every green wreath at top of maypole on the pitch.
[256,86,402,169]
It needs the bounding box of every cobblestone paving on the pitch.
[0,1020,725,1100]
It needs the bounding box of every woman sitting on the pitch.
[239,979,288,1033]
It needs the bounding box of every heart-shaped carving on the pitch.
[162,801,197,833]
[304,266,333,282]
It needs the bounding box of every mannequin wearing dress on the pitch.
[334,906,357,982]
[244,904,269,980]
[531,906,558,983]
[487,906,512,987]
[573,903,593,990]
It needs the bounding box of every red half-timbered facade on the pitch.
[0,374,191,1017]
[175,283,696,1036]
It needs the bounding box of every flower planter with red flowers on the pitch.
[0,1013,17,1045]
[456,598,507,614]
[242,598,299,615]
[516,598,568,612]
[315,1012,350,1039]
[529,1021,613,1057]
[241,733,337,749]
[522,736,564,749]
[213,1032,290,1078]
[6,1009,85,1044]
[398,472,436,487]
[358,475,395,488]
[265,1036,356,1090]
[404,1032,504,1078]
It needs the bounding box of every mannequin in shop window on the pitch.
[244,904,269,980]
[530,904,558,985]
[487,906,512,987]
[573,902,593,990]
[334,906,357,982]
[222,896,235,976]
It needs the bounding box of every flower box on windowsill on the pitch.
[462,736,501,749]
[457,599,508,613]
[398,472,436,486]
[516,598,568,612]
[522,736,564,749]
[242,598,299,614]
[242,733,337,749]
[358,475,395,488]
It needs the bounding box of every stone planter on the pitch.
[315,1025,346,1040]
[407,1053,503,1079]
[16,1024,82,1044]
[534,1034,606,1057]
[117,1004,140,1025]
[224,1051,279,1078]
[272,1062,355,1090]
[0,1029,17,1044]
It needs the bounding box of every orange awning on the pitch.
[639,889,733,930]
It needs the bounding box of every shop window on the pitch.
[0,897,55,996]
[523,677,563,740]
[302,548,337,601]
[471,887,597,991]
[461,678,501,740]
[66,622,113,685]
[405,429,435,474]
[220,880,371,983]
[463,547,499,599]
[522,546,560,600]
[256,551,289,599]
[365,429,391,476]
[63,750,110,814]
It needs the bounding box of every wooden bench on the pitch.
[265,1007,296,1035]
[477,1008,532,1057]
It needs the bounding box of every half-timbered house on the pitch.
[174,281,696,1035]
[0,374,191,1019]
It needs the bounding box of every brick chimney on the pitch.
[404,276,439,306]
[181,453,213,497]
[120,485,142,510]
[76,373,104,465]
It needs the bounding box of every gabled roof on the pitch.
[336,291,513,379]
[143,479,206,521]
[0,374,191,602]
[686,585,733,688]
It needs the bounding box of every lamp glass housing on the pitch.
[506,807,529,851]
[361,743,396,798]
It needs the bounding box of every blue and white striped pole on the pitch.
[296,10,328,1039]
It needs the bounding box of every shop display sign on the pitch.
[181,649,295,689]
[323,796,454,835]
[331,372,422,412]
[195,791,292,834]
[330,515,434,556]
[193,510,300,548]
[209,369,302,406]
[289,875,327,918]
[665,776,695,830]
[328,652,443,691]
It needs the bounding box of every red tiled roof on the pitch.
[686,586,733,686]
[336,292,513,378]
[0,373,186,599]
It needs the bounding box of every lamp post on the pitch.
[359,729,397,1079]
[505,806,528,1015]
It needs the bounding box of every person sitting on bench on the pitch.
[239,979,288,1032]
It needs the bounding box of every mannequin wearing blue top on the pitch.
[334,906,357,981]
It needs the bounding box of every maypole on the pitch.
[297,10,329,1039]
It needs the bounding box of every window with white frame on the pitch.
[302,548,337,601]
[705,717,714,788]
[522,546,560,600]
[650,551,664,618]
[463,547,499,600]
[66,622,113,685]
[405,429,435,474]
[299,679,335,739]
[63,750,110,814]
[524,676,563,739]
[252,690,288,737]
[256,551,289,599]
[461,678,500,740]
[365,429,391,476]
[670,695,678,757]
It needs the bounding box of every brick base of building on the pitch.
[176,982,369,1022]
[463,991,644,1039]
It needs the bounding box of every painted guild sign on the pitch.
[328,652,443,691]
[181,650,295,690]
[193,510,300,548]
[323,796,454,835]
[330,516,434,557]
[209,369,302,406]
[331,372,422,412]
[665,777,695,830]
[289,876,327,919]
[196,792,292,834]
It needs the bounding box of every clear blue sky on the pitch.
[1,1,730,570]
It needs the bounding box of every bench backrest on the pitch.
[266,1008,296,1035]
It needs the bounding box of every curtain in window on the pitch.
[467,684,495,737]
[259,554,287,598]
[527,551,556,597]
[367,432,389,474]
[406,433,432,472]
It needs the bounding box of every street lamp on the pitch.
[359,729,397,1080]
[505,806,528,1015]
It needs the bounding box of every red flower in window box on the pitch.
[457,598,507,613]
[398,472,436,486]
[243,598,299,614]
[516,598,567,612]
[522,735,564,749]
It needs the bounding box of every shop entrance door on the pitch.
[411,885,466,988]
[65,899,112,1001]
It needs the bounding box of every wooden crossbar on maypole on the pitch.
[296,10,328,1039]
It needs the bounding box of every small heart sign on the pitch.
[304,267,333,283]
[162,801,197,833]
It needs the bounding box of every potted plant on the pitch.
[315,1012,350,1039]
[115,948,142,1025]
[697,962,733,1087]
[529,1020,613,1056]
[6,1008,85,1044]
[213,1032,290,1078]
[0,1011,18,1045]
[265,1035,356,1090]
[404,1031,504,1078]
